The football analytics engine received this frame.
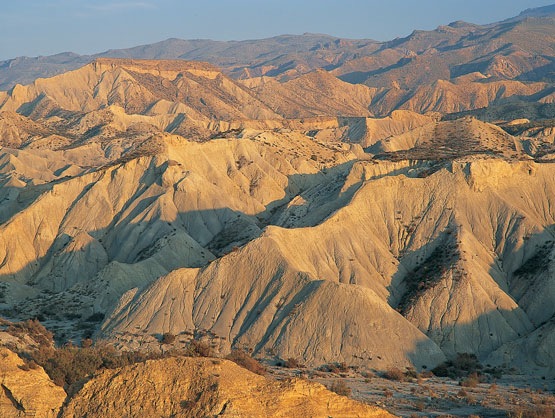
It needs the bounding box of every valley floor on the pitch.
[269,366,555,417]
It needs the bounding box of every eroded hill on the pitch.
[0,343,392,418]
[0,56,554,383]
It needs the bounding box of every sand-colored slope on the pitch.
[395,79,547,115]
[0,59,281,123]
[61,357,394,418]
[103,234,446,368]
[0,111,52,148]
[97,144,555,372]
[3,117,555,372]
[0,337,392,417]
[0,347,66,418]
[486,318,555,376]
[357,110,436,147]
[246,70,376,118]
[369,117,527,160]
[0,131,360,317]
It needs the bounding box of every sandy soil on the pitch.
[268,366,555,417]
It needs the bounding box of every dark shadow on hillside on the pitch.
[387,226,459,310]
[516,58,555,82]
[338,57,414,85]
[443,92,555,122]
[487,224,555,329]
[0,157,364,338]
[401,224,555,377]
[2,150,553,379]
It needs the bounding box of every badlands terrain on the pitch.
[1,4,555,417]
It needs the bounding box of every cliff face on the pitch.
[61,357,394,418]
[0,348,66,418]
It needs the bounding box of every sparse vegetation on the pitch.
[432,353,486,379]
[2,31,555,418]
[319,362,350,374]
[5,318,54,347]
[460,373,480,388]
[2,319,224,390]
[161,332,176,344]
[282,357,303,368]
[187,340,212,357]
[398,234,461,314]
[383,367,406,382]
[509,406,555,418]
[329,380,352,397]
[85,312,105,323]
[225,349,266,376]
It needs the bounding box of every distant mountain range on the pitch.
[1,4,554,119]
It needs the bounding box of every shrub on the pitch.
[431,362,451,377]
[329,380,351,397]
[29,343,156,388]
[415,400,426,411]
[226,349,266,376]
[384,367,405,382]
[460,373,479,388]
[26,359,40,370]
[509,406,555,418]
[7,319,53,347]
[452,353,480,372]
[161,332,176,344]
[187,340,212,357]
[361,370,375,380]
[432,353,484,379]
[319,362,349,374]
[85,312,105,322]
[284,357,302,368]
[81,338,94,348]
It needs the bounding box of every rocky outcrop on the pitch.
[0,348,66,418]
[61,357,394,418]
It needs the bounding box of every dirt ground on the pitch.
[268,366,555,417]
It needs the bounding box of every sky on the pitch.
[0,0,554,60]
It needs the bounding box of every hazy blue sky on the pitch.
[1,0,553,60]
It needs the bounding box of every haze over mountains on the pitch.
[2,4,555,117]
[1,7,555,411]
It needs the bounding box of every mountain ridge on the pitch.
[2,4,554,105]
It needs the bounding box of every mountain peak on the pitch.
[518,4,555,18]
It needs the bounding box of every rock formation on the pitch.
[62,357,394,418]
[0,348,66,418]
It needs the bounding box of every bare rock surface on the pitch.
[0,348,66,418]
[61,356,395,418]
